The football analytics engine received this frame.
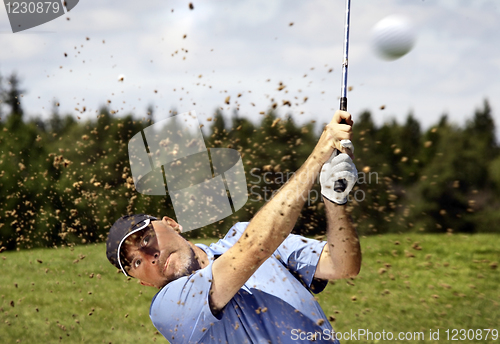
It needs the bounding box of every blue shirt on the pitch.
[150,222,339,343]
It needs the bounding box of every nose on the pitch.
[150,251,159,264]
[142,247,160,264]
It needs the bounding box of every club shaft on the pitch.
[334,0,352,194]
[340,0,351,111]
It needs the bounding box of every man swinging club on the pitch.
[106,109,361,343]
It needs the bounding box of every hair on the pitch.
[119,234,138,275]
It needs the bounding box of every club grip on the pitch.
[340,97,347,111]
[333,179,347,193]
[334,96,348,193]
[333,171,347,193]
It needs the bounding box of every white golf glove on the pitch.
[320,140,358,205]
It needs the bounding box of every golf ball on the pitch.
[371,15,416,60]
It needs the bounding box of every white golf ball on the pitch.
[371,15,416,60]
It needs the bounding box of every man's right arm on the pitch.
[209,110,353,312]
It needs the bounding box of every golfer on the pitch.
[106,110,361,343]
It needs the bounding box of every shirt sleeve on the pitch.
[275,234,328,294]
[149,263,220,344]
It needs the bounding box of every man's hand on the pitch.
[320,142,357,205]
[314,110,353,166]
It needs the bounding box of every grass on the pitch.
[0,234,499,343]
[320,234,499,343]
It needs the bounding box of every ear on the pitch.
[162,216,183,234]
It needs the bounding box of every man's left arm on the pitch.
[315,200,361,280]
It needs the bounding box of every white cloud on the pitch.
[216,0,284,27]
[0,34,49,60]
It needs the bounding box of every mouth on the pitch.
[163,254,172,274]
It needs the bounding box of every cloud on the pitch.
[213,0,284,27]
[62,7,138,32]
[0,34,48,61]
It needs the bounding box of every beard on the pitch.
[173,246,201,278]
[173,252,195,279]
[160,245,200,286]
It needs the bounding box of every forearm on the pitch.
[324,199,361,278]
[243,155,322,259]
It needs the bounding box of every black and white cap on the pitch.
[106,214,157,276]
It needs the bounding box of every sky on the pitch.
[1,0,499,136]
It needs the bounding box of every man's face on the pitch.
[122,217,200,288]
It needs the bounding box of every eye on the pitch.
[142,235,150,247]
[134,259,141,268]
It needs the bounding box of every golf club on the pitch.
[333,0,351,193]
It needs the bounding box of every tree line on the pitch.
[0,73,499,251]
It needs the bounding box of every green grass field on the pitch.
[1,234,499,343]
